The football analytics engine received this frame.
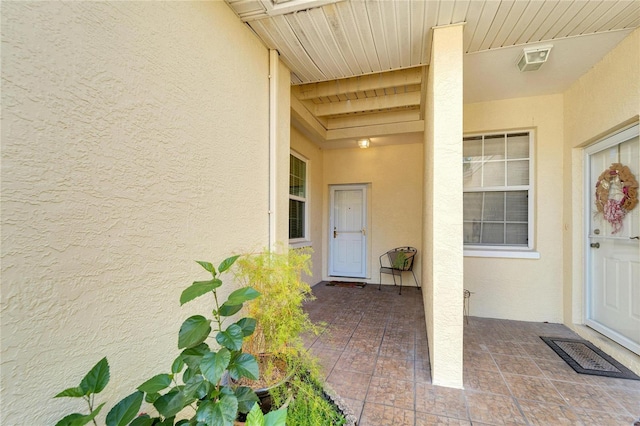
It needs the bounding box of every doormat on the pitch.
[540,336,640,380]
[327,281,366,288]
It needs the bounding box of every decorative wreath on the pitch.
[595,163,638,234]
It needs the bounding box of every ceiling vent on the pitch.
[517,45,553,72]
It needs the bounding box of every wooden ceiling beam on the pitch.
[326,120,424,140]
[290,94,328,141]
[293,67,423,100]
[313,91,421,116]
[327,109,420,129]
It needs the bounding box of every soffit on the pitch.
[224,0,640,149]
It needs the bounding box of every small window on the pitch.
[463,131,533,250]
[289,152,308,241]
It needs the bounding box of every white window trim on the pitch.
[289,150,310,245]
[463,129,538,259]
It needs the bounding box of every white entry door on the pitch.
[329,185,367,278]
[585,124,640,355]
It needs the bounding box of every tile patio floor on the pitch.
[303,283,640,425]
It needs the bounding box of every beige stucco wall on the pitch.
[1,2,271,423]
[424,24,465,388]
[321,144,423,283]
[563,29,640,373]
[290,127,324,283]
[463,94,565,322]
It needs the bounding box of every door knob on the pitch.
[590,242,600,248]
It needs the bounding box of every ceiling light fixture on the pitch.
[516,45,552,72]
[357,138,370,149]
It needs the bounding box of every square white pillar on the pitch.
[422,23,464,389]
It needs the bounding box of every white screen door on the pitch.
[329,185,367,278]
[585,124,640,355]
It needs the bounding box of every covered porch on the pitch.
[304,284,640,425]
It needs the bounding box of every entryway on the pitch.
[329,184,368,278]
[585,124,640,355]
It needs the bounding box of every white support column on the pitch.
[422,23,464,389]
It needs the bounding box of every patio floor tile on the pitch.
[304,283,640,425]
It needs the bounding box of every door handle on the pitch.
[590,242,600,248]
[631,236,639,240]
[333,227,337,238]
[362,228,366,236]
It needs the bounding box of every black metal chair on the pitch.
[379,246,420,295]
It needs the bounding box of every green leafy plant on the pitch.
[234,248,320,370]
[270,357,345,426]
[54,255,287,426]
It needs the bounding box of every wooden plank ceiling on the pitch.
[225,0,640,147]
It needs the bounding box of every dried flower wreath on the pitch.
[595,163,638,234]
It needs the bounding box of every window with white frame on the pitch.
[463,131,533,249]
[289,152,308,241]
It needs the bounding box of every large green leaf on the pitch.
[55,403,106,426]
[178,315,212,349]
[218,255,240,273]
[153,389,187,419]
[235,318,257,337]
[245,403,264,426]
[180,279,222,306]
[79,357,110,395]
[195,394,238,426]
[263,407,287,426]
[200,349,230,385]
[227,353,259,381]
[196,261,215,273]
[54,386,84,398]
[105,391,143,426]
[171,355,185,374]
[128,415,154,426]
[216,324,244,351]
[181,343,210,370]
[218,303,242,317]
[138,374,172,394]
[226,287,260,305]
[235,386,259,414]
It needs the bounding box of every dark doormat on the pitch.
[327,281,366,288]
[540,336,640,380]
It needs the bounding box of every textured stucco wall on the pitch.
[563,29,640,373]
[1,2,270,423]
[321,143,424,283]
[424,24,465,389]
[290,127,324,283]
[464,94,565,322]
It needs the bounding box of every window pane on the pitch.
[506,191,528,221]
[484,135,505,160]
[507,160,529,185]
[463,137,482,160]
[463,162,482,188]
[482,223,504,244]
[507,133,529,159]
[483,192,505,221]
[506,223,528,245]
[464,221,481,244]
[463,192,483,220]
[289,199,305,239]
[483,161,505,187]
[290,155,306,197]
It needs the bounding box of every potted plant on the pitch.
[54,255,287,426]
[233,247,321,413]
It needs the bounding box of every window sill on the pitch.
[464,248,540,259]
[289,240,312,249]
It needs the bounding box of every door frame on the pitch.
[328,184,369,278]
[583,123,639,354]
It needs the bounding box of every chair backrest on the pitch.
[386,247,417,271]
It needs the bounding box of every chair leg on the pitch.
[411,270,420,289]
[379,271,382,291]
[398,273,403,295]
